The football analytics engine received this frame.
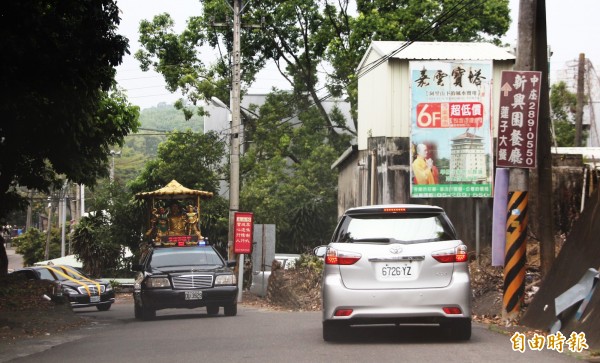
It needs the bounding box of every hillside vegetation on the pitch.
[116,103,204,184]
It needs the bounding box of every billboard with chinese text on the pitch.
[496,71,542,168]
[410,61,494,198]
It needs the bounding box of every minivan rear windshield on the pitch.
[334,213,456,244]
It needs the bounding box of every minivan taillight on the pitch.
[325,248,362,265]
[432,245,468,263]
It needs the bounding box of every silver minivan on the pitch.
[320,204,471,341]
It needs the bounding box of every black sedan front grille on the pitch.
[172,274,213,289]
[77,285,106,295]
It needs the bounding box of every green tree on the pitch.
[240,92,346,251]
[71,212,122,278]
[65,179,145,277]
[0,1,139,221]
[85,180,146,254]
[550,81,582,147]
[14,228,62,267]
[325,0,510,129]
[135,0,509,134]
[129,131,229,252]
[134,0,510,251]
[129,131,226,194]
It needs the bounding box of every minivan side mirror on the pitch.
[313,245,327,258]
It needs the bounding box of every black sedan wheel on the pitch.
[134,303,142,320]
[224,303,237,316]
[142,306,156,320]
[96,303,111,311]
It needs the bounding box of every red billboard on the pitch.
[496,71,542,168]
[416,102,484,128]
[233,212,253,254]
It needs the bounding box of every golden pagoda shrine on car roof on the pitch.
[135,180,213,247]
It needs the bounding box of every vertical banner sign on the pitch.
[233,212,253,254]
[496,71,542,168]
[410,61,494,198]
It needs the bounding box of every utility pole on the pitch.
[60,180,68,257]
[80,184,85,218]
[216,0,260,301]
[502,0,536,322]
[229,0,241,259]
[44,195,54,260]
[26,190,33,231]
[109,150,121,182]
[532,0,555,279]
[220,0,243,302]
[575,53,585,147]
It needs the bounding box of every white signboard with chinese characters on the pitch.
[410,61,494,198]
[496,71,542,168]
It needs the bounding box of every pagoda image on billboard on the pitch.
[449,132,488,183]
[136,180,213,247]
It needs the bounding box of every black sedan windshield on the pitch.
[149,247,224,268]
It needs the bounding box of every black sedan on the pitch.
[133,245,238,320]
[11,265,115,311]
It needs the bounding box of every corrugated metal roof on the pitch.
[359,41,515,70]
[331,144,358,170]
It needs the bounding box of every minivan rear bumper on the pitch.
[322,271,471,324]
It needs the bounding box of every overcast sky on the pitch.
[115,0,600,110]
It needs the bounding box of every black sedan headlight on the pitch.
[215,274,236,286]
[62,285,79,295]
[145,277,171,288]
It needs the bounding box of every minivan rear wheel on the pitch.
[323,321,347,342]
[442,318,471,340]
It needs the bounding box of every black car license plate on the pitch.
[185,291,202,300]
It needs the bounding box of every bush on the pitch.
[293,253,324,274]
[14,228,63,266]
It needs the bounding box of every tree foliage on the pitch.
[241,92,346,251]
[129,130,226,194]
[135,0,510,252]
[14,228,62,267]
[326,0,510,127]
[550,81,583,147]
[0,1,139,220]
[66,179,143,277]
[71,212,123,278]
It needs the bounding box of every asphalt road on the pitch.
[1,301,586,363]
[6,246,22,271]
